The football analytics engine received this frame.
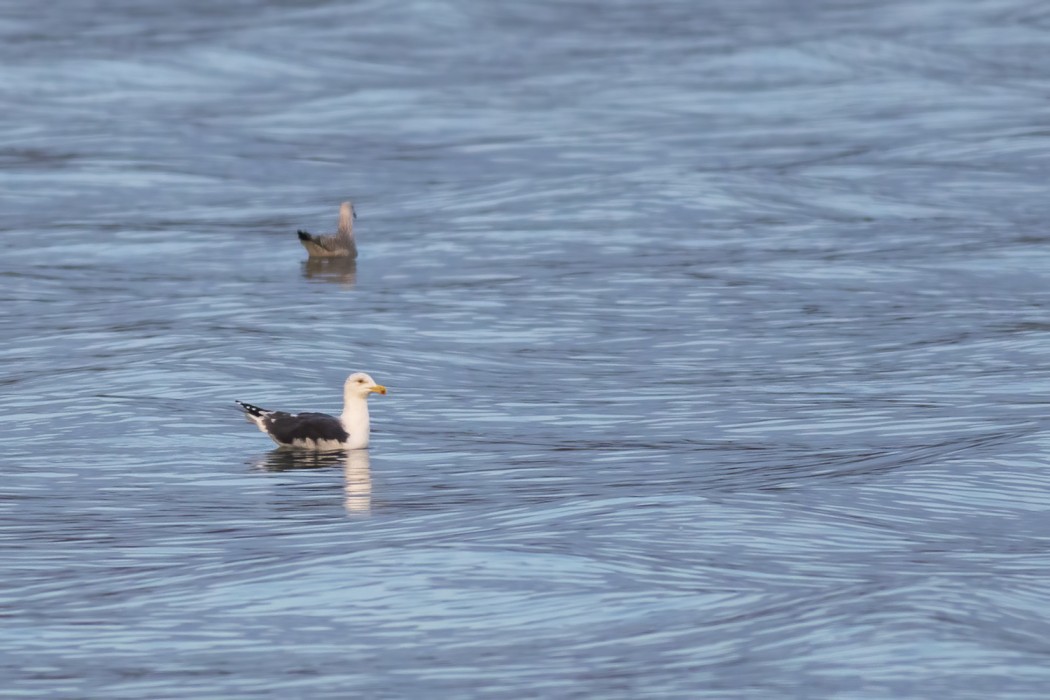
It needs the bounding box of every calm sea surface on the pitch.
[4,1,1050,697]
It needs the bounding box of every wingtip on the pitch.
[297,230,312,242]
[237,401,269,418]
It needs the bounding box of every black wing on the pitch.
[263,411,348,444]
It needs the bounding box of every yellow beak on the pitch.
[370,385,387,395]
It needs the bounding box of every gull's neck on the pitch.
[337,203,354,239]
[340,394,370,449]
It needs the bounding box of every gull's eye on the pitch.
[357,378,365,383]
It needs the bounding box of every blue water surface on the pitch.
[4,1,1050,697]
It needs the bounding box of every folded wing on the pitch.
[263,411,349,445]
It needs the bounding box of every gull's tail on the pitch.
[297,230,314,243]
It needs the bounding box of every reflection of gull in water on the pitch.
[297,201,357,259]
[251,448,372,515]
[254,449,345,471]
[236,373,387,450]
[302,257,357,287]
[343,448,371,515]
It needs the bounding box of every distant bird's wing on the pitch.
[297,230,354,256]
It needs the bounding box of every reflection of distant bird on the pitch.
[236,372,386,450]
[302,257,357,287]
[297,201,358,258]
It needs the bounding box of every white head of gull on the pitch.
[296,201,358,259]
[236,372,386,451]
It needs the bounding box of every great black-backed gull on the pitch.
[297,201,358,258]
[236,372,386,450]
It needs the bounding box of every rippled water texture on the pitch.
[4,0,1050,697]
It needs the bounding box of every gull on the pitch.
[297,201,358,258]
[236,372,386,450]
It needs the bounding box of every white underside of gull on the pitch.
[285,437,348,451]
